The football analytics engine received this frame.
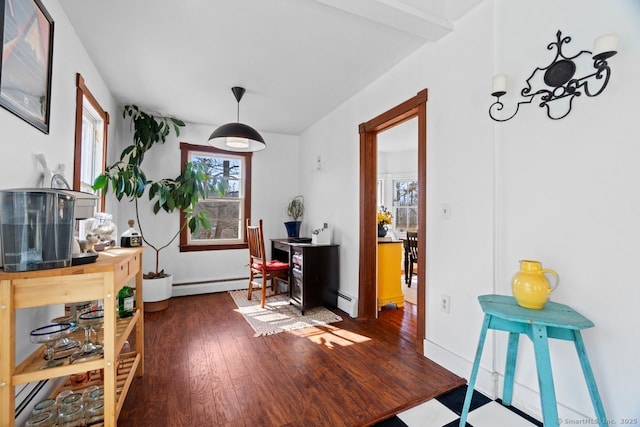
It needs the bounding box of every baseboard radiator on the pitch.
[337,291,358,318]
[172,277,249,297]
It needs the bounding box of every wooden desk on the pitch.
[271,239,339,314]
[271,237,312,262]
[460,295,607,427]
[377,240,404,310]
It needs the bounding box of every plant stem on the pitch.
[134,197,190,275]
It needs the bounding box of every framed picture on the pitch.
[0,0,54,134]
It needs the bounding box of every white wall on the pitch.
[299,0,639,422]
[493,0,640,421]
[0,0,119,364]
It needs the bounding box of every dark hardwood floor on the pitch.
[119,293,464,426]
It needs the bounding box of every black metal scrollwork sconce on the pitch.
[489,30,618,122]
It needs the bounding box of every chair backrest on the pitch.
[246,219,267,265]
[406,231,418,259]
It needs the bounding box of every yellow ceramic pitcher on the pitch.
[511,260,559,309]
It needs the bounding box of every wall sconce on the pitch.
[489,30,618,122]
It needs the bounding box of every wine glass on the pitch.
[76,309,104,357]
[30,323,72,369]
[51,315,79,354]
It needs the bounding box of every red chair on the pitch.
[246,219,290,308]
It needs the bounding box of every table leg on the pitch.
[573,330,607,427]
[502,332,520,406]
[460,314,491,426]
[531,325,559,427]
[404,250,409,285]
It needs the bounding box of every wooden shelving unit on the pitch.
[0,247,145,426]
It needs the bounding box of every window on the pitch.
[79,100,104,195]
[179,143,252,251]
[392,178,418,233]
[73,73,109,237]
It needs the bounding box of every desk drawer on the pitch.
[273,240,291,252]
[114,259,129,285]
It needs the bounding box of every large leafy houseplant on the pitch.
[93,105,216,278]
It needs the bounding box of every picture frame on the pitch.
[0,0,54,134]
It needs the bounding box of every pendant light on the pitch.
[208,87,266,152]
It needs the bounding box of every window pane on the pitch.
[191,155,241,198]
[392,178,418,232]
[393,180,418,206]
[191,199,242,241]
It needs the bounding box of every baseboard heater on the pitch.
[171,277,249,297]
[173,277,249,286]
[337,291,358,318]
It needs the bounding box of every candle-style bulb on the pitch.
[492,74,507,97]
[592,33,618,60]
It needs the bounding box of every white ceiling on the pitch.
[58,0,482,136]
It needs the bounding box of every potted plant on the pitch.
[284,195,304,238]
[93,105,216,311]
[377,206,392,237]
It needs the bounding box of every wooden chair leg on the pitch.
[261,276,267,308]
[247,271,253,300]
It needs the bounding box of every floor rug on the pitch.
[229,289,343,336]
[402,275,418,305]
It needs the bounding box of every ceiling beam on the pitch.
[313,0,453,41]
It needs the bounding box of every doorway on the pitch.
[358,89,427,354]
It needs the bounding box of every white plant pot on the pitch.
[142,274,172,312]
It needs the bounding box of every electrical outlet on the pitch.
[440,294,450,314]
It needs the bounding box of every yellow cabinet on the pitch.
[377,241,404,310]
[0,247,145,426]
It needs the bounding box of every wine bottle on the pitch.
[117,286,134,318]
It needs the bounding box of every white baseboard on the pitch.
[171,279,248,297]
[423,339,497,399]
[423,338,593,424]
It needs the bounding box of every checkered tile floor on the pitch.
[375,385,542,427]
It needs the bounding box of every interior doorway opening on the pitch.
[358,89,427,354]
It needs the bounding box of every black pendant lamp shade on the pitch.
[208,87,266,152]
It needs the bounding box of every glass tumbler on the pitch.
[32,397,58,419]
[25,412,54,426]
[60,393,83,411]
[85,400,105,424]
[82,385,100,404]
[88,387,104,403]
[56,389,73,406]
[57,404,84,427]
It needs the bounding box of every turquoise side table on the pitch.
[460,295,606,427]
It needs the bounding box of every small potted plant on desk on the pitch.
[284,195,304,238]
[93,105,217,312]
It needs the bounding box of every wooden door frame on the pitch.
[358,89,427,354]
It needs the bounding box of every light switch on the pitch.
[441,203,451,219]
